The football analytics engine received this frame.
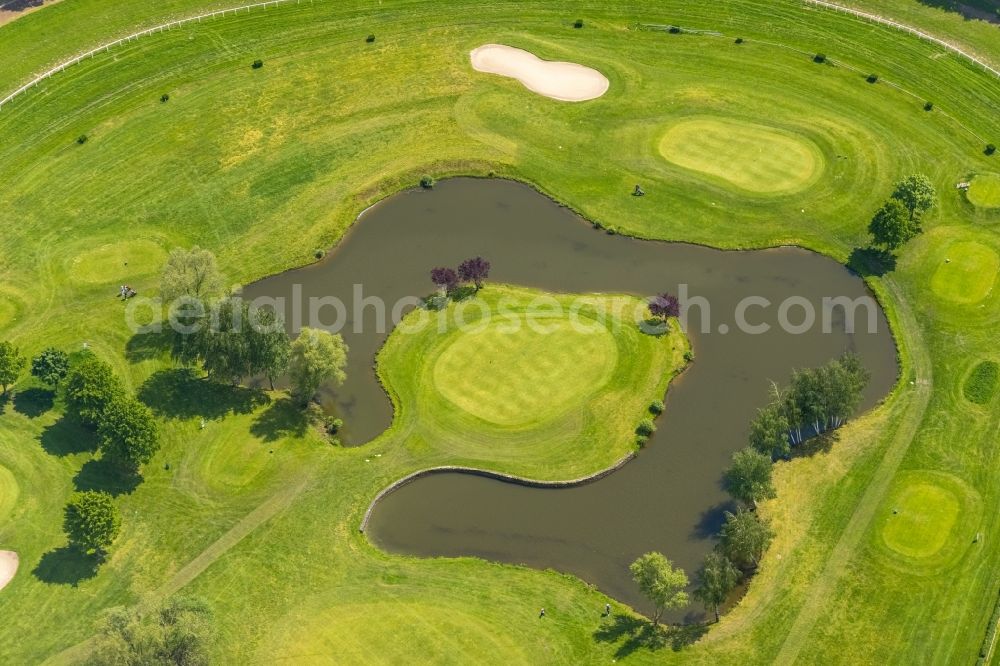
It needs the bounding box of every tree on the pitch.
[719,509,774,569]
[160,246,226,304]
[31,347,70,387]
[430,267,459,294]
[64,491,121,555]
[648,293,680,322]
[64,354,126,427]
[0,341,26,395]
[891,174,936,221]
[457,257,490,291]
[748,402,790,459]
[98,398,160,471]
[246,306,290,390]
[288,327,348,406]
[629,552,689,626]
[869,199,918,251]
[693,551,740,622]
[723,447,776,508]
[90,595,216,666]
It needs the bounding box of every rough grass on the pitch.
[0,0,998,664]
[967,173,1000,209]
[658,116,823,194]
[964,360,999,405]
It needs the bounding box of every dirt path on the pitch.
[774,278,932,664]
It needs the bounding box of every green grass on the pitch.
[880,478,961,559]
[0,464,18,525]
[380,286,687,477]
[930,240,999,305]
[964,360,999,406]
[658,116,823,194]
[0,0,998,663]
[968,173,1000,209]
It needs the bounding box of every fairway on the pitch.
[658,117,823,194]
[967,173,1000,209]
[433,318,618,426]
[930,240,999,304]
[1,0,1000,663]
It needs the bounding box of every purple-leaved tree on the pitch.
[648,293,680,322]
[458,257,491,292]
[430,267,459,293]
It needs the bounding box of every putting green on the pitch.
[963,360,999,405]
[69,239,167,285]
[930,241,999,305]
[658,117,823,194]
[880,481,960,559]
[0,465,19,526]
[966,173,1000,209]
[260,602,529,664]
[433,318,617,426]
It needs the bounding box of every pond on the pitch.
[243,178,898,616]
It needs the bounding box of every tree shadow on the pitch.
[847,247,896,278]
[790,429,839,459]
[593,613,708,658]
[124,328,176,364]
[40,416,98,456]
[137,368,268,420]
[13,387,55,418]
[250,398,309,442]
[73,456,141,496]
[690,500,737,539]
[32,546,100,586]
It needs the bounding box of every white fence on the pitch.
[0,0,309,110]
[805,0,1000,79]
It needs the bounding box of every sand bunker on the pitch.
[0,551,18,591]
[470,44,609,101]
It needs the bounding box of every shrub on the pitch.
[924,101,934,111]
[813,53,826,63]
[963,361,998,405]
[668,25,681,34]
[251,59,264,69]
[734,37,744,44]
[366,34,376,43]
[636,434,649,448]
[573,19,584,28]
[420,175,435,189]
[866,73,878,83]
[76,134,88,145]
[987,144,997,156]
[649,400,665,415]
[314,249,325,259]
[160,93,169,103]
[325,417,344,434]
[684,350,695,363]
[636,419,657,437]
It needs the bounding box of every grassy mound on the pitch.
[658,117,823,194]
[880,480,960,559]
[930,241,999,305]
[966,173,1000,209]
[963,360,999,405]
[379,285,688,478]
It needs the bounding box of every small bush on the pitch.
[924,101,934,111]
[636,434,649,448]
[76,134,88,145]
[683,350,694,363]
[251,59,264,69]
[573,19,584,29]
[314,249,325,260]
[668,25,681,34]
[813,53,827,63]
[420,175,435,189]
[605,227,617,235]
[987,144,997,156]
[325,416,344,434]
[649,400,665,415]
[636,419,656,437]
[160,93,170,103]
[366,34,376,43]
[866,73,878,83]
[734,37,744,44]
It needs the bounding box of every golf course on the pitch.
[0,0,998,663]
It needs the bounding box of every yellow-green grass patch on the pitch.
[69,239,167,286]
[875,471,981,569]
[0,290,26,332]
[929,241,999,305]
[0,465,19,526]
[658,116,823,194]
[433,319,617,426]
[966,173,1000,209]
